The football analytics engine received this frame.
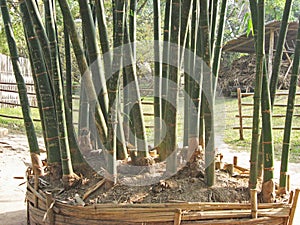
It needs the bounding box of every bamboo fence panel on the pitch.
[234,88,300,140]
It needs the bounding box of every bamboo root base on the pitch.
[26,182,299,225]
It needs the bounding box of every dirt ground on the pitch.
[1,131,300,225]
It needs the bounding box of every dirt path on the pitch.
[0,132,299,224]
[0,133,44,225]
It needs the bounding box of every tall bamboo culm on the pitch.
[0,0,43,176]
[248,0,263,190]
[279,18,300,194]
[20,1,62,182]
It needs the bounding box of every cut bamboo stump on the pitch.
[26,180,299,225]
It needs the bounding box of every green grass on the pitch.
[1,93,299,163]
[223,93,300,163]
[0,107,43,135]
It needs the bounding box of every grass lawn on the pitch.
[223,93,300,163]
[0,107,42,135]
[0,92,299,163]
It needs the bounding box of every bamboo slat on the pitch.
[181,217,285,225]
[26,183,297,225]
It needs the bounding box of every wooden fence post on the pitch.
[237,88,244,140]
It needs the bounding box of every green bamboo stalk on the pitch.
[180,0,193,55]
[129,0,137,57]
[25,0,53,82]
[183,30,191,147]
[199,0,215,187]
[0,0,43,176]
[248,0,263,190]
[261,62,275,202]
[20,0,62,181]
[160,0,172,124]
[25,31,48,152]
[95,0,111,59]
[122,2,134,148]
[212,0,227,94]
[79,0,109,119]
[123,12,149,159]
[58,0,108,143]
[44,0,78,184]
[153,0,162,146]
[64,25,73,114]
[64,24,88,171]
[160,0,181,173]
[279,18,300,193]
[269,0,293,107]
[159,0,172,159]
[186,0,201,150]
[210,0,219,53]
[106,0,126,181]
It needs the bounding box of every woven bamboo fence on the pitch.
[0,53,37,108]
[234,88,300,140]
[26,180,299,225]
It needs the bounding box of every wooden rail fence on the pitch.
[234,88,300,140]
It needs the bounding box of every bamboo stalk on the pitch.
[20,1,62,181]
[279,19,300,193]
[173,209,182,225]
[45,192,55,225]
[160,0,181,173]
[44,0,78,185]
[269,0,293,107]
[105,0,126,180]
[159,0,171,142]
[79,0,109,119]
[199,0,215,187]
[248,0,262,190]
[212,0,227,94]
[153,0,162,146]
[82,179,106,200]
[0,0,42,176]
[58,0,108,143]
[250,189,258,218]
[24,0,53,80]
[288,189,300,225]
[122,15,148,159]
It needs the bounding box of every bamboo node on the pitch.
[280,172,288,175]
[35,72,47,77]
[262,141,272,144]
[28,35,38,40]
[46,136,59,141]
[42,106,55,110]
[264,167,274,171]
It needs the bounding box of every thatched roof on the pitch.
[223,21,299,54]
